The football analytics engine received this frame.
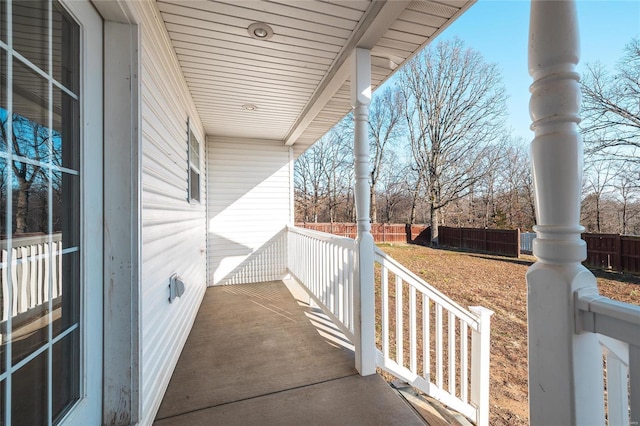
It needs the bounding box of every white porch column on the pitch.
[351,47,376,376]
[527,1,604,424]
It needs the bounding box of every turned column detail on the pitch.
[527,1,605,424]
[351,47,376,376]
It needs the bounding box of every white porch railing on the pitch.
[374,247,493,426]
[286,226,493,425]
[577,290,640,425]
[287,226,356,341]
[0,234,63,323]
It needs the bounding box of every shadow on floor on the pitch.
[154,280,425,426]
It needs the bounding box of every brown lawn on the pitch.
[376,243,640,426]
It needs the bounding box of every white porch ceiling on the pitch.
[156,0,474,154]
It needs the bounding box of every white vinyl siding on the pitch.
[207,137,291,286]
[129,2,207,423]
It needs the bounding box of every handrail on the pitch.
[287,225,356,248]
[577,290,640,341]
[375,247,493,426]
[286,226,493,426]
[0,233,62,251]
[577,288,640,425]
[374,247,480,328]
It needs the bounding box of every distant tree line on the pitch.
[580,38,640,234]
[295,37,640,241]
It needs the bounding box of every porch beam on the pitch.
[284,1,410,146]
[526,1,604,424]
[91,0,138,23]
[351,47,376,376]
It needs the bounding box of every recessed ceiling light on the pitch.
[242,104,258,111]
[248,22,273,40]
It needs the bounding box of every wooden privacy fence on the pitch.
[295,223,412,243]
[438,227,520,258]
[296,223,521,257]
[582,233,640,274]
[298,224,640,273]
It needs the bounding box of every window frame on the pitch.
[0,0,104,424]
[187,118,201,203]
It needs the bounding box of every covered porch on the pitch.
[151,225,495,424]
[90,0,640,424]
[154,280,427,425]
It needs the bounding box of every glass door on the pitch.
[0,0,102,423]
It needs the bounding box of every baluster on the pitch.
[410,286,417,373]
[325,243,330,310]
[1,250,8,322]
[604,350,628,426]
[423,295,430,381]
[323,241,326,303]
[57,241,62,297]
[381,265,389,359]
[327,243,332,311]
[28,245,36,309]
[323,241,328,306]
[348,245,354,333]
[306,237,311,292]
[303,236,307,284]
[436,303,443,388]
[338,245,342,319]
[448,312,456,394]
[461,321,469,402]
[18,246,28,313]
[36,244,43,305]
[297,235,301,281]
[43,244,50,309]
[345,246,349,325]
[312,239,316,297]
[316,241,321,302]
[11,248,18,316]
[396,275,403,365]
[333,244,338,317]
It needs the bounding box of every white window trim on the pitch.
[187,118,201,203]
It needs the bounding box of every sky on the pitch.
[386,0,640,144]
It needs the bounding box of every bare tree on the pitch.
[582,157,615,233]
[497,141,536,230]
[294,128,353,223]
[0,115,50,234]
[295,140,328,223]
[367,87,404,223]
[581,38,640,160]
[375,151,406,223]
[612,160,640,234]
[322,131,352,223]
[406,165,425,225]
[476,146,504,228]
[399,38,507,245]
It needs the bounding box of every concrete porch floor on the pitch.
[153,280,426,425]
